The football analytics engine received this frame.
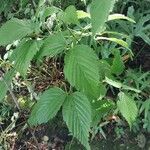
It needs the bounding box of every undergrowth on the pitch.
[0,0,150,149]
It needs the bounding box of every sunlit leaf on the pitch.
[108,14,136,23]
[90,0,115,34]
[0,18,34,46]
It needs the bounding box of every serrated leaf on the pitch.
[64,45,100,99]
[90,0,115,34]
[117,92,138,127]
[0,18,34,46]
[0,69,15,102]
[111,49,125,75]
[10,40,42,77]
[63,92,91,150]
[36,33,66,60]
[28,87,66,126]
[62,5,79,25]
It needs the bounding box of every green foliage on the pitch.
[29,88,92,149]
[63,92,91,150]
[0,69,15,102]
[105,77,141,93]
[108,14,135,23]
[28,87,67,125]
[135,15,150,45]
[109,2,150,46]
[140,99,150,119]
[111,49,125,75]
[64,45,101,99]
[92,100,115,127]
[117,92,138,127]
[0,0,149,149]
[96,37,131,53]
[10,40,42,77]
[0,18,34,46]
[0,0,16,14]
[90,0,115,34]
[36,33,66,60]
[62,5,79,25]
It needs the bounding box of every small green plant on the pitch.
[0,0,141,149]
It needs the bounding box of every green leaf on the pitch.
[104,77,122,88]
[77,11,135,23]
[90,0,115,34]
[111,49,125,75]
[102,31,130,39]
[104,77,141,93]
[96,37,131,51]
[28,87,66,126]
[97,83,107,100]
[108,14,136,23]
[38,6,60,22]
[36,33,66,60]
[0,69,15,102]
[10,40,41,77]
[63,92,91,150]
[0,18,34,46]
[122,85,141,93]
[117,92,138,127]
[92,99,115,127]
[99,60,112,79]
[64,45,100,99]
[134,15,150,45]
[62,5,79,25]
[96,36,133,56]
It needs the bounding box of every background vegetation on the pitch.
[0,0,150,149]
